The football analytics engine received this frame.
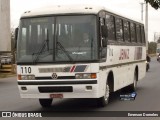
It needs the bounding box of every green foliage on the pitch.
[148,42,157,54]
[145,0,160,9]
[157,38,160,43]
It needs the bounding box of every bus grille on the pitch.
[35,76,75,80]
[38,86,73,93]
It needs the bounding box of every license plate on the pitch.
[50,94,63,98]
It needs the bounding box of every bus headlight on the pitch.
[75,73,96,79]
[28,75,35,80]
[18,75,35,80]
[21,75,28,80]
[75,74,83,79]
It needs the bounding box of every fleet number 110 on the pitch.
[21,67,31,74]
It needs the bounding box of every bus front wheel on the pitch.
[39,99,53,108]
[97,84,110,107]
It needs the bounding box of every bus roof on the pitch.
[21,5,104,17]
[21,4,143,24]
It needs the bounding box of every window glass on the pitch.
[56,15,98,61]
[105,14,115,41]
[136,25,141,43]
[141,26,146,43]
[17,15,98,63]
[123,20,130,42]
[17,17,54,63]
[20,28,27,55]
[130,23,136,42]
[115,18,123,41]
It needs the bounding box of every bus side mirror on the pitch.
[101,25,108,38]
[14,27,19,49]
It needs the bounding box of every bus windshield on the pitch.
[17,15,98,63]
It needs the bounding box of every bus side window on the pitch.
[139,26,142,43]
[130,22,136,43]
[115,17,123,41]
[105,14,115,41]
[123,20,130,42]
[141,26,146,43]
[136,25,141,43]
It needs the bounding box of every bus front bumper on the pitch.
[17,80,102,99]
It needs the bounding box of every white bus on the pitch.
[16,5,146,107]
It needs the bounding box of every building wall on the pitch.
[0,0,11,52]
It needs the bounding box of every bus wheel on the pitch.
[97,84,110,107]
[130,71,138,91]
[39,99,53,108]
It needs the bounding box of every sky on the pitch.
[10,0,160,42]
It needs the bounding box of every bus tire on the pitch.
[130,71,138,91]
[97,84,110,107]
[39,99,53,108]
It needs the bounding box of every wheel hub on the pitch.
[104,84,110,102]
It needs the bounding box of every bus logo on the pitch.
[52,73,58,79]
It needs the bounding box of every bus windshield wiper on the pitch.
[56,41,73,61]
[32,29,49,64]
[32,39,49,64]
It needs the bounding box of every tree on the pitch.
[145,0,160,9]
[148,42,157,54]
[157,37,160,43]
[11,26,16,64]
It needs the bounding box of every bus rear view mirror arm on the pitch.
[14,27,19,49]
